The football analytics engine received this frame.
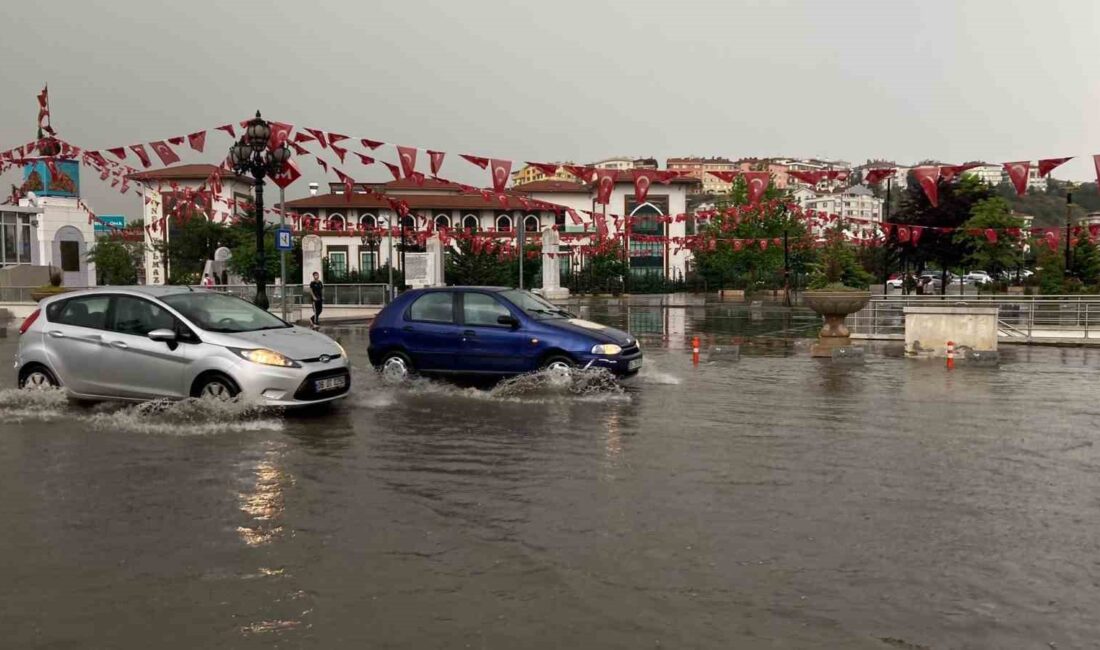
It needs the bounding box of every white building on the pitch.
[283,174,698,281]
[0,160,98,287]
[794,185,883,237]
[128,164,254,286]
[962,164,1004,187]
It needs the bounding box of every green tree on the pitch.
[445,238,516,286]
[1069,237,1100,286]
[809,226,873,289]
[953,197,1025,278]
[691,176,813,290]
[159,215,240,283]
[88,236,145,285]
[894,175,995,292]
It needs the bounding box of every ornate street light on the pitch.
[228,110,292,310]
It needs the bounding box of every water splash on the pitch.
[489,367,627,401]
[634,366,682,385]
[0,387,69,422]
[87,397,284,435]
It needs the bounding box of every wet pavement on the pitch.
[2,302,1100,648]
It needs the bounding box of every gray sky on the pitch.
[3,0,1097,220]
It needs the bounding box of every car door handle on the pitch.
[402,325,414,331]
[47,330,65,338]
[463,330,476,336]
[109,340,128,349]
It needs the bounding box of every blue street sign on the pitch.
[275,227,294,251]
[93,215,127,234]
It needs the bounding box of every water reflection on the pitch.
[236,442,291,547]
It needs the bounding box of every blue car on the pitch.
[368,287,642,380]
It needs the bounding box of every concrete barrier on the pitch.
[904,306,998,358]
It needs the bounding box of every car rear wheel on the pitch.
[19,365,58,390]
[194,374,239,401]
[379,352,414,383]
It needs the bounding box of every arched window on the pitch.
[401,215,415,231]
[359,213,376,229]
[463,214,479,232]
[301,213,318,231]
[434,214,451,230]
[327,214,345,231]
[496,214,512,232]
[524,215,540,232]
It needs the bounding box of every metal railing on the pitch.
[0,283,392,306]
[850,294,1100,342]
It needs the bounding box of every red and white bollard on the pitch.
[692,336,700,366]
[946,340,955,370]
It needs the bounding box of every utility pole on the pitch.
[1064,191,1073,277]
[279,185,287,321]
[881,176,892,295]
[517,217,525,290]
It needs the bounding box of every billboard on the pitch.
[22,159,80,198]
[93,214,127,234]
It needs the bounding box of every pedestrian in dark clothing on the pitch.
[309,272,324,328]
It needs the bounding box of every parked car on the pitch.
[368,287,643,380]
[965,271,993,285]
[16,287,350,406]
[885,274,905,290]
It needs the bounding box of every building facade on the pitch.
[667,157,738,194]
[128,164,254,286]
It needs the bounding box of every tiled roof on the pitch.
[126,164,252,185]
[284,192,553,212]
[512,180,588,193]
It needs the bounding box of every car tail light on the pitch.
[19,309,40,335]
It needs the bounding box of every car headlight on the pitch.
[233,348,300,368]
[591,344,622,356]
[334,340,347,359]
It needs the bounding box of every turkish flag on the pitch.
[355,153,375,166]
[331,143,348,163]
[167,136,184,146]
[984,228,998,244]
[910,227,923,245]
[108,147,127,161]
[594,212,609,237]
[1003,161,1030,196]
[896,226,910,244]
[1044,229,1059,251]
[185,131,206,153]
[743,171,769,204]
[304,129,328,149]
[360,138,384,150]
[594,169,616,205]
[215,124,236,138]
[655,170,683,183]
[564,165,595,183]
[315,158,329,173]
[527,162,560,177]
[567,208,582,225]
[788,170,824,185]
[1093,154,1100,186]
[150,141,180,166]
[631,170,655,204]
[862,168,897,185]
[327,132,349,146]
[911,166,941,207]
[1038,157,1072,177]
[938,163,979,182]
[294,132,316,145]
[489,159,511,193]
[825,170,848,181]
[460,154,489,169]
[428,150,445,175]
[270,159,301,189]
[269,122,294,149]
[397,145,417,177]
[129,144,152,168]
[383,161,402,180]
[706,170,738,183]
[732,239,744,252]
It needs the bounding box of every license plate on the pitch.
[628,358,643,370]
[314,376,346,392]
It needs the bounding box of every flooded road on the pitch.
[2,302,1100,648]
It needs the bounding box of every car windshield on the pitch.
[161,292,290,333]
[499,289,571,320]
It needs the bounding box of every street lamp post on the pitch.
[1065,190,1074,278]
[229,111,292,310]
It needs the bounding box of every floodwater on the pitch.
[2,301,1100,648]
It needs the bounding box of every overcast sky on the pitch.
[3,0,1097,219]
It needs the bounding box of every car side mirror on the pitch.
[148,328,177,343]
[497,314,519,328]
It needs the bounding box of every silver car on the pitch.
[15,286,350,406]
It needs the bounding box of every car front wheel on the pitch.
[541,355,575,373]
[194,374,240,401]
